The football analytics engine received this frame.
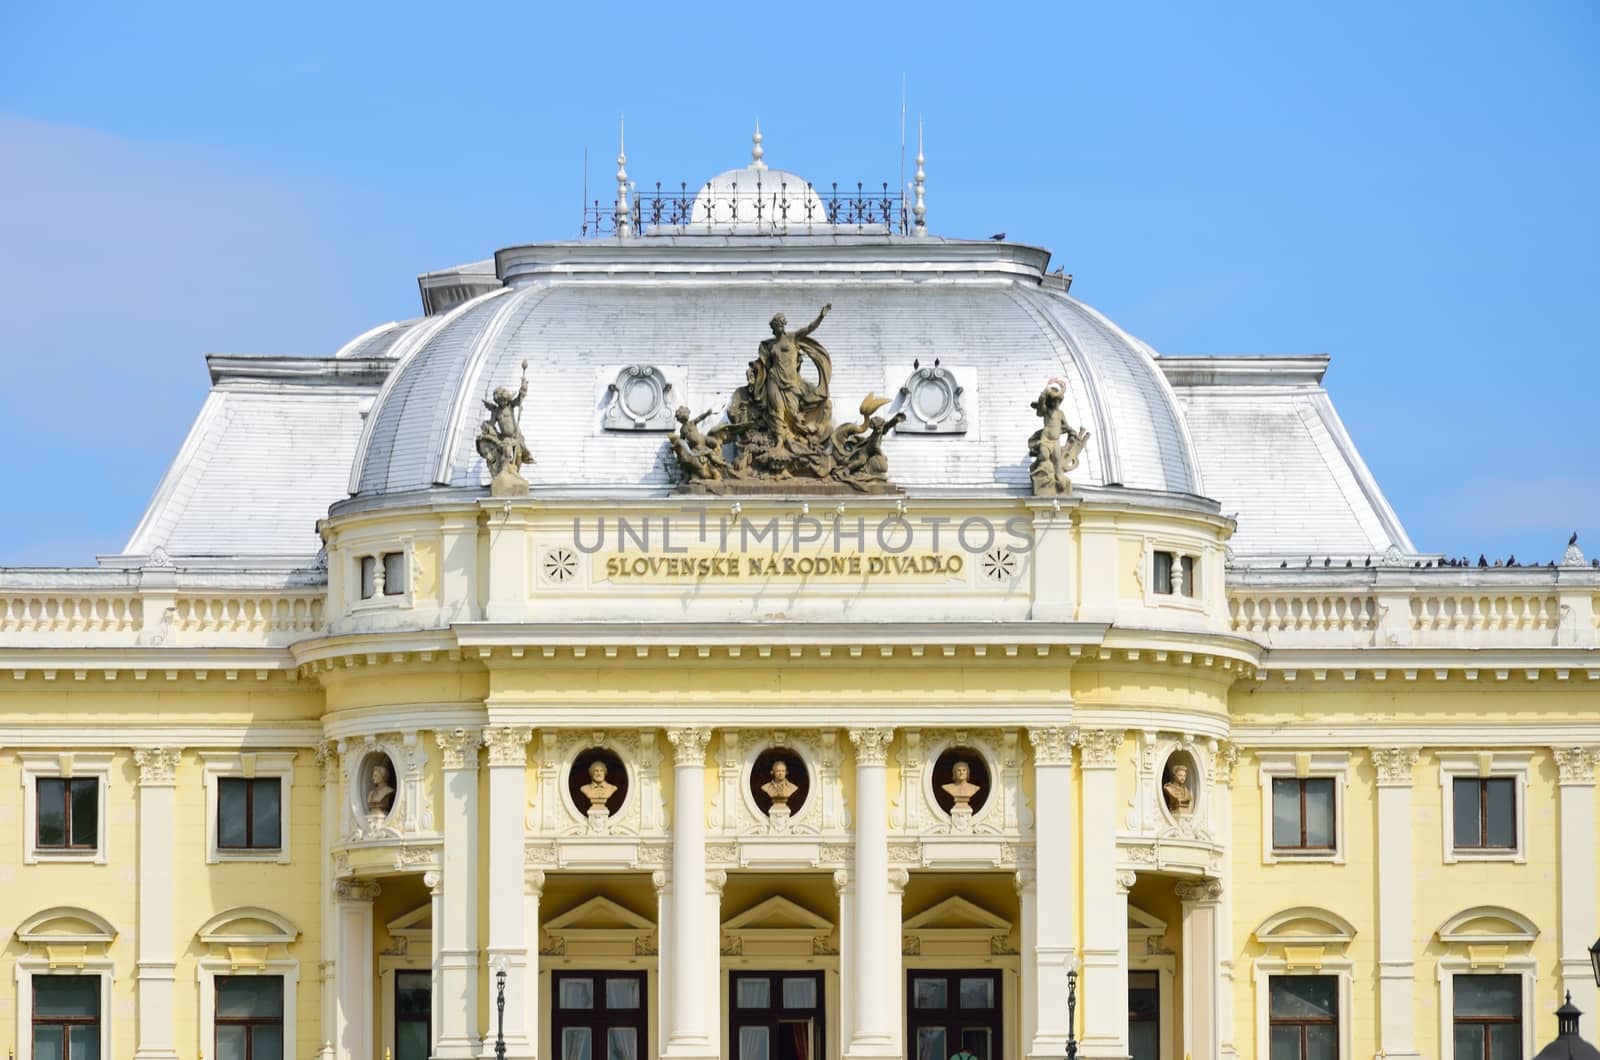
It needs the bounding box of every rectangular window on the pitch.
[1453,777,1516,850]
[33,975,100,1060]
[1268,975,1337,1060]
[1272,778,1337,851]
[36,777,99,851]
[730,971,823,1060]
[217,777,282,850]
[1454,974,1521,1059]
[215,975,284,1060]
[553,971,647,1060]
[907,969,1001,1060]
[360,555,377,599]
[1128,970,1160,1060]
[382,551,407,595]
[395,969,431,1060]
[1153,551,1175,594]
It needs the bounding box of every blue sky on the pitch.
[1,1,1595,566]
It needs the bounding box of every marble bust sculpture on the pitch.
[366,762,396,815]
[1163,762,1194,816]
[941,759,981,808]
[580,760,618,811]
[760,759,799,808]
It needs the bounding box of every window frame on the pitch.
[14,964,114,1060]
[1437,752,1531,864]
[216,776,283,851]
[1143,540,1205,610]
[197,963,298,1060]
[1251,961,1353,1060]
[728,969,826,1060]
[30,973,102,1060]
[550,969,648,1060]
[1266,974,1338,1060]
[1256,752,1349,865]
[1437,962,1535,1060]
[1450,777,1516,852]
[18,752,113,865]
[214,974,286,1060]
[200,752,297,864]
[351,542,413,610]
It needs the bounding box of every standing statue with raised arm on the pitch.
[477,360,533,496]
[758,303,832,458]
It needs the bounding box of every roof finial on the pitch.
[751,119,767,171]
[614,115,631,238]
[912,115,927,236]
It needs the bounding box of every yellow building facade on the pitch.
[2,144,1596,1060]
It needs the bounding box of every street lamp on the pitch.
[489,953,510,1060]
[1590,935,1600,986]
[1065,954,1080,1060]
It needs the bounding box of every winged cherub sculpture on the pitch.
[477,360,533,496]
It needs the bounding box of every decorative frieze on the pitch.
[482,725,532,767]
[1370,747,1422,786]
[1028,726,1074,765]
[1077,728,1123,768]
[434,728,477,770]
[667,726,711,765]
[133,746,181,785]
[1553,746,1600,784]
[848,727,895,764]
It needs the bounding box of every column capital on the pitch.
[435,727,480,770]
[482,725,533,767]
[1076,728,1123,768]
[1174,878,1222,905]
[888,868,910,894]
[424,870,442,893]
[652,870,668,896]
[666,726,712,765]
[832,869,849,895]
[132,747,182,786]
[1013,869,1036,894]
[1115,870,1137,894]
[707,869,728,895]
[1553,746,1600,785]
[848,726,895,764]
[1371,746,1422,787]
[1208,740,1240,787]
[1028,726,1074,766]
[525,869,546,896]
[334,879,381,903]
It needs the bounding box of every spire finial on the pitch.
[911,115,927,236]
[751,119,767,171]
[614,115,631,238]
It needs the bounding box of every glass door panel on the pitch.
[905,970,1000,1060]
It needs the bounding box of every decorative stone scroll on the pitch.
[896,358,967,433]
[1174,878,1223,904]
[602,365,676,431]
[668,306,906,494]
[334,879,381,903]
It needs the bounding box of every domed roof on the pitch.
[347,235,1203,500]
[689,124,828,232]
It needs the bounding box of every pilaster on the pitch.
[1176,879,1223,1060]
[435,727,481,1057]
[1554,746,1599,1022]
[1209,741,1239,1060]
[1371,746,1422,1060]
[1025,726,1077,1059]
[846,727,896,1059]
[483,725,533,1057]
[315,741,339,1060]
[133,747,181,1060]
[1078,729,1129,1059]
[334,879,380,1060]
[525,870,545,1057]
[663,726,714,1060]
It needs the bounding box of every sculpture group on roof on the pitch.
[668,306,906,494]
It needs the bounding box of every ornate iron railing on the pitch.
[583,180,907,237]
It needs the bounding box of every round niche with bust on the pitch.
[749,747,810,818]
[1160,750,1199,819]
[362,751,398,817]
[568,747,629,818]
[931,747,992,817]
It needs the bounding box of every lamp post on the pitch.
[1065,954,1080,1060]
[489,953,510,1060]
[1589,935,1600,987]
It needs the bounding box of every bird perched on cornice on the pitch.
[989,232,1006,240]
[1478,554,1488,567]
[1570,531,1579,547]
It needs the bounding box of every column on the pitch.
[133,747,181,1060]
[1025,727,1077,1058]
[435,728,481,1058]
[664,727,714,1059]
[1210,742,1240,1060]
[1177,880,1223,1060]
[1078,729,1128,1059]
[426,871,444,1057]
[834,869,855,1051]
[1371,747,1422,1059]
[334,879,380,1059]
[483,726,534,1057]
[526,870,545,1058]
[846,727,896,1058]
[706,869,727,1055]
[1555,747,1600,1022]
[315,743,341,1060]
